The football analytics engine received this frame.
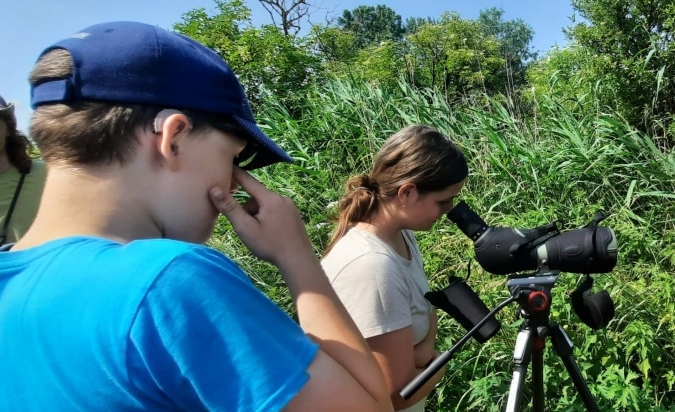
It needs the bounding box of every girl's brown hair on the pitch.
[324,125,468,255]
[0,112,33,174]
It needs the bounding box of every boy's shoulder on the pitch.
[127,238,240,275]
[105,238,236,274]
[7,236,235,278]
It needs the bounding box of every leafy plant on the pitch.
[206,74,675,410]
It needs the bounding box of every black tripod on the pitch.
[400,270,601,411]
[504,272,600,412]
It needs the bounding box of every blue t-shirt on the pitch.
[0,237,318,411]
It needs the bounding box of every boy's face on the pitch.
[162,126,248,243]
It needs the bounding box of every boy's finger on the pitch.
[240,199,260,216]
[210,187,254,229]
[231,167,271,200]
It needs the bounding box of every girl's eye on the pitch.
[439,197,457,206]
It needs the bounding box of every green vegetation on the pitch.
[177,0,675,410]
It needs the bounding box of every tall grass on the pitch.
[209,76,675,411]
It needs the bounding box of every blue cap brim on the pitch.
[232,115,294,170]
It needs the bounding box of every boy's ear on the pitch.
[156,113,192,171]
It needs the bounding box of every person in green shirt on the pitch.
[0,95,46,245]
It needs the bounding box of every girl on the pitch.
[321,124,469,411]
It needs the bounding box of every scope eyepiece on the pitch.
[447,201,488,241]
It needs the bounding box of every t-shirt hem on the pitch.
[255,341,320,412]
[359,320,412,339]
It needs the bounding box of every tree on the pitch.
[306,25,407,90]
[174,0,323,113]
[307,24,359,64]
[337,5,404,49]
[405,13,506,99]
[404,16,437,35]
[478,7,536,93]
[525,43,614,114]
[257,0,314,36]
[319,10,517,101]
[174,0,249,56]
[566,0,675,139]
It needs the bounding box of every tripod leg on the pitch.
[531,337,546,412]
[505,328,535,412]
[549,325,601,412]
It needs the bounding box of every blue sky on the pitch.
[1,0,578,132]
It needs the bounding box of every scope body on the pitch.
[447,201,618,275]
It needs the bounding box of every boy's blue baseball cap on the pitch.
[30,21,293,170]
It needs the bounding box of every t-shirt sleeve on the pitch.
[330,252,411,339]
[126,246,319,412]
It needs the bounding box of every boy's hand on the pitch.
[209,167,315,270]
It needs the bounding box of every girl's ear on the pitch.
[397,182,417,205]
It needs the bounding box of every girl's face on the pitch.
[404,180,465,231]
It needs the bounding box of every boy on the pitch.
[0,21,392,412]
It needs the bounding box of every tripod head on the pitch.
[401,269,615,401]
[506,268,614,329]
[507,270,559,318]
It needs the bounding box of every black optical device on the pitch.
[447,201,618,275]
[402,201,619,411]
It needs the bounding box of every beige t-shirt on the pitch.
[0,161,46,244]
[321,227,432,412]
